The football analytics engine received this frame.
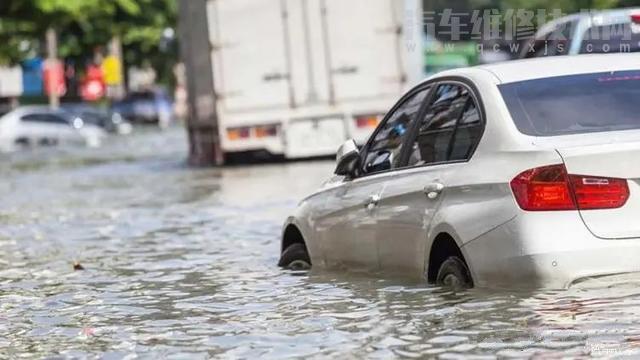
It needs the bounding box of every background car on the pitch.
[111,89,173,128]
[521,8,640,58]
[61,103,133,135]
[279,53,640,290]
[0,106,106,152]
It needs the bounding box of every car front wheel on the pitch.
[278,243,311,271]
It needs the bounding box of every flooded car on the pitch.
[279,53,640,289]
[61,103,133,135]
[111,89,173,128]
[0,106,106,152]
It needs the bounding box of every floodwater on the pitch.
[2,128,640,359]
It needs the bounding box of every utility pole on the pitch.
[45,27,60,108]
[178,0,223,166]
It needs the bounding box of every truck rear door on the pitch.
[319,0,404,103]
[208,0,293,113]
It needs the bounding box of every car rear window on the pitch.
[499,70,640,136]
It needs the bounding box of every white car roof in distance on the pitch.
[429,52,640,84]
[537,7,640,35]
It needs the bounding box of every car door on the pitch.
[315,85,431,268]
[47,113,83,144]
[17,113,55,145]
[374,81,484,275]
[39,113,79,145]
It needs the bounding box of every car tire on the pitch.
[436,256,473,290]
[278,243,311,270]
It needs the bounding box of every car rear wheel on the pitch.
[436,256,473,290]
[278,243,311,271]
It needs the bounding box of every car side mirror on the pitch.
[335,139,360,177]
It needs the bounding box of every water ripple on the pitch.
[2,128,640,358]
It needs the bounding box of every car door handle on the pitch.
[424,183,445,199]
[364,194,381,211]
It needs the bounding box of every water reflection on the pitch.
[1,128,640,358]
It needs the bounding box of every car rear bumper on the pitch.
[463,211,640,289]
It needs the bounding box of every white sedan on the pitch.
[279,52,640,289]
[0,106,106,152]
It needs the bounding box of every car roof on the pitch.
[436,53,640,84]
[10,105,76,118]
[539,8,640,31]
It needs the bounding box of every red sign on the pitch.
[43,59,66,96]
[80,64,106,101]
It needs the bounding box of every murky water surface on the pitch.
[2,128,640,359]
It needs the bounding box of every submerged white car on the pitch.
[0,106,106,152]
[279,53,640,289]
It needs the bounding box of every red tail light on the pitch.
[227,127,251,140]
[255,125,278,138]
[355,115,381,129]
[569,174,629,210]
[631,13,640,24]
[510,164,629,211]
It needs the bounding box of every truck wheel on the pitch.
[278,243,311,270]
[436,256,473,290]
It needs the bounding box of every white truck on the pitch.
[206,0,424,160]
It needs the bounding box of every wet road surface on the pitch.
[2,128,640,358]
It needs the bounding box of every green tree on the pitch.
[0,0,177,85]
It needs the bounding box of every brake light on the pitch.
[355,115,381,128]
[255,125,278,138]
[570,175,629,210]
[511,165,575,211]
[227,127,250,140]
[227,124,279,141]
[510,164,629,211]
[632,13,640,24]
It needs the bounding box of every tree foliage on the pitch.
[0,0,177,83]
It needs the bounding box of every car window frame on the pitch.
[355,76,486,179]
[357,83,437,178]
[522,28,559,58]
[21,112,68,125]
[550,20,577,56]
[395,78,486,171]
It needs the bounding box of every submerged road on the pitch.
[1,127,640,358]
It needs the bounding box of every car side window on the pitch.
[21,113,68,125]
[524,31,554,58]
[449,99,482,161]
[552,21,576,56]
[406,83,482,167]
[361,87,430,174]
[21,114,41,123]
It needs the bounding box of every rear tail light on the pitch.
[255,125,278,138]
[631,13,640,24]
[355,115,381,129]
[227,127,251,141]
[227,124,279,141]
[510,164,629,211]
[570,174,629,210]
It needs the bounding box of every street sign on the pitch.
[81,64,106,101]
[43,59,66,97]
[102,55,123,86]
